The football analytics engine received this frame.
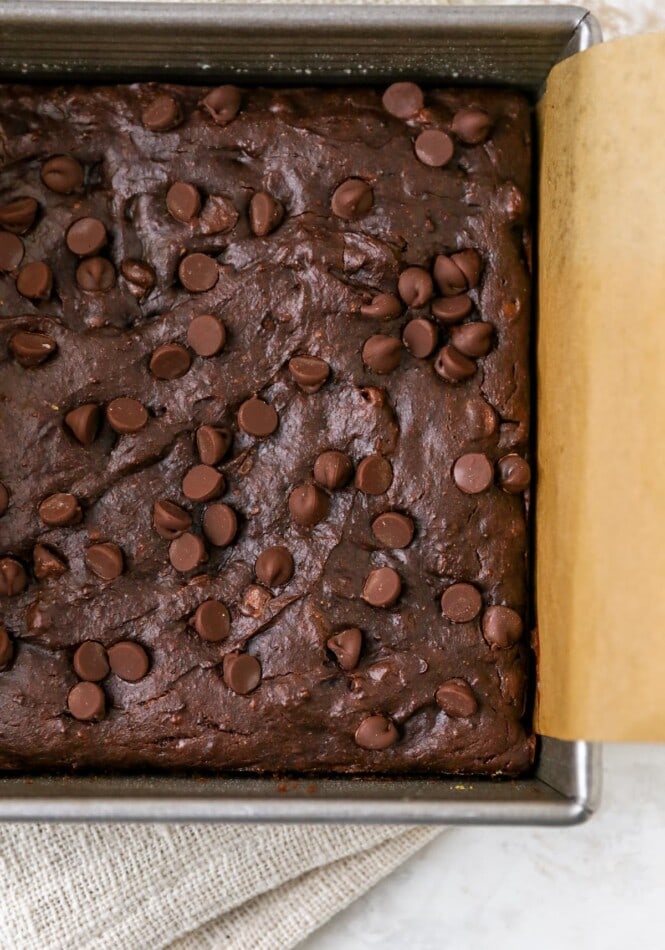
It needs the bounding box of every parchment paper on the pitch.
[536,32,665,741]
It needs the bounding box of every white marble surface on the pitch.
[302,744,665,949]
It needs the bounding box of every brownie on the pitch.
[0,81,534,774]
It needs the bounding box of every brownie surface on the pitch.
[0,82,533,774]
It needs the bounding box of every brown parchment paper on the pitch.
[536,32,665,741]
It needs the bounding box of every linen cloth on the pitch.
[3,1,656,948]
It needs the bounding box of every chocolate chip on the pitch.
[464,397,498,440]
[371,511,414,549]
[120,258,156,298]
[167,182,201,223]
[255,545,294,587]
[237,396,278,438]
[33,543,67,578]
[41,155,84,194]
[288,355,330,393]
[0,626,13,670]
[249,191,284,237]
[355,455,393,495]
[178,253,218,293]
[402,318,438,358]
[142,94,182,131]
[452,108,492,145]
[362,335,401,374]
[108,641,149,682]
[152,499,192,540]
[16,261,52,300]
[451,249,482,289]
[149,343,192,380]
[453,452,494,494]
[201,85,242,125]
[9,330,57,367]
[331,178,373,219]
[397,267,433,308]
[169,532,207,572]
[64,403,100,445]
[196,425,232,465]
[497,454,531,494]
[431,294,473,323]
[38,492,82,527]
[200,195,239,235]
[441,583,482,622]
[414,129,454,167]
[73,641,109,682]
[382,82,424,119]
[433,254,468,297]
[0,483,8,517]
[436,679,478,717]
[434,345,476,382]
[106,397,148,434]
[327,627,362,671]
[182,464,225,503]
[0,558,28,596]
[288,483,329,526]
[354,714,398,750]
[76,257,115,292]
[68,681,105,721]
[202,503,237,547]
[450,322,494,358]
[482,605,524,648]
[359,293,402,321]
[190,600,231,642]
[0,232,24,271]
[0,196,38,234]
[362,566,401,607]
[66,217,107,256]
[223,652,261,695]
[313,450,353,490]
[187,314,226,357]
[85,542,124,581]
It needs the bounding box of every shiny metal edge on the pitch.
[0,4,602,824]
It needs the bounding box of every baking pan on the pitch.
[0,3,602,824]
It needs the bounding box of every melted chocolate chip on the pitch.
[16,261,52,300]
[149,343,192,380]
[64,403,100,445]
[0,558,28,596]
[191,600,231,642]
[450,322,494,358]
[168,532,207,572]
[178,253,218,293]
[196,425,232,465]
[464,397,498,441]
[362,335,402,374]
[41,155,83,194]
[0,232,24,271]
[0,196,38,234]
[249,191,284,237]
[482,605,523,648]
[402,318,438,358]
[414,129,454,167]
[452,108,492,145]
[288,355,330,393]
[201,85,242,125]
[313,450,353,490]
[398,267,433,308]
[68,681,105,721]
[327,627,362,671]
[431,295,473,324]
[237,397,278,438]
[38,492,82,527]
[255,545,294,587]
[66,217,107,256]
[355,455,393,495]
[359,293,402,321]
[142,94,182,131]
[434,345,476,382]
[362,566,401,607]
[331,178,373,219]
[371,511,414,549]
[182,464,225,503]
[108,641,150,682]
[121,258,156,298]
[223,652,261,695]
[73,641,109,682]
[436,679,478,717]
[202,503,237,547]
[106,397,148,434]
[85,543,124,581]
[187,314,226,357]
[452,453,494,494]
[9,330,57,367]
[288,484,329,526]
[76,257,115,292]
[0,626,13,670]
[382,82,424,119]
[354,714,398,750]
[497,455,531,494]
[33,543,67,578]
[152,499,192,540]
[441,583,482,623]
[200,195,239,235]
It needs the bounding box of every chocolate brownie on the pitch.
[0,81,534,774]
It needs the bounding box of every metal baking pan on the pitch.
[0,3,602,824]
